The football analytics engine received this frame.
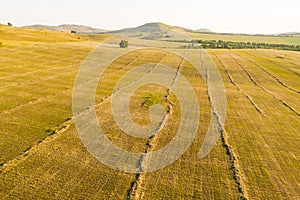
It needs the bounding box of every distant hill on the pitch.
[0,23,110,44]
[277,32,300,37]
[109,22,194,40]
[115,22,192,33]
[21,22,300,44]
[23,24,108,33]
[195,28,213,33]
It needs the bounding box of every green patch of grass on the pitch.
[142,93,164,108]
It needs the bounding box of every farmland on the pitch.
[0,24,299,200]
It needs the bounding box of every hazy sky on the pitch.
[1,0,299,34]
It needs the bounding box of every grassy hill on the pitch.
[109,22,300,45]
[23,24,108,33]
[0,24,110,44]
[21,22,300,45]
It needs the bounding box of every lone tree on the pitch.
[119,40,128,48]
[7,22,12,27]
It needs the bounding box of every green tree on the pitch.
[7,22,12,27]
[119,40,128,48]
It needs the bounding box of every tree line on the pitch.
[180,40,300,51]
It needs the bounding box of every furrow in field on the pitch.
[0,53,143,115]
[0,49,141,92]
[230,52,300,116]
[0,87,72,116]
[0,92,99,172]
[218,124,249,200]
[0,118,72,172]
[0,53,144,168]
[232,52,300,94]
[0,51,164,174]
[126,54,172,200]
[212,52,264,116]
[202,51,249,200]
[243,51,300,77]
[263,56,300,77]
[255,50,300,69]
[211,50,300,199]
[0,66,76,92]
[0,65,73,80]
[0,48,83,79]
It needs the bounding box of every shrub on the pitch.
[142,94,162,108]
[119,40,128,48]
[71,30,77,33]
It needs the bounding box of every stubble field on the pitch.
[0,25,299,199]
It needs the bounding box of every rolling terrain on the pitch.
[24,24,108,34]
[0,23,299,199]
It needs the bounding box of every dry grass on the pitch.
[208,49,300,199]
[0,25,299,199]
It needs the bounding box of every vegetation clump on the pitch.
[142,94,163,108]
[119,40,128,48]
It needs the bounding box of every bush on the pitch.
[119,40,128,48]
[71,30,77,33]
[142,94,163,108]
[7,22,12,27]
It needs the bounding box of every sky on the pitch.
[1,0,299,34]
